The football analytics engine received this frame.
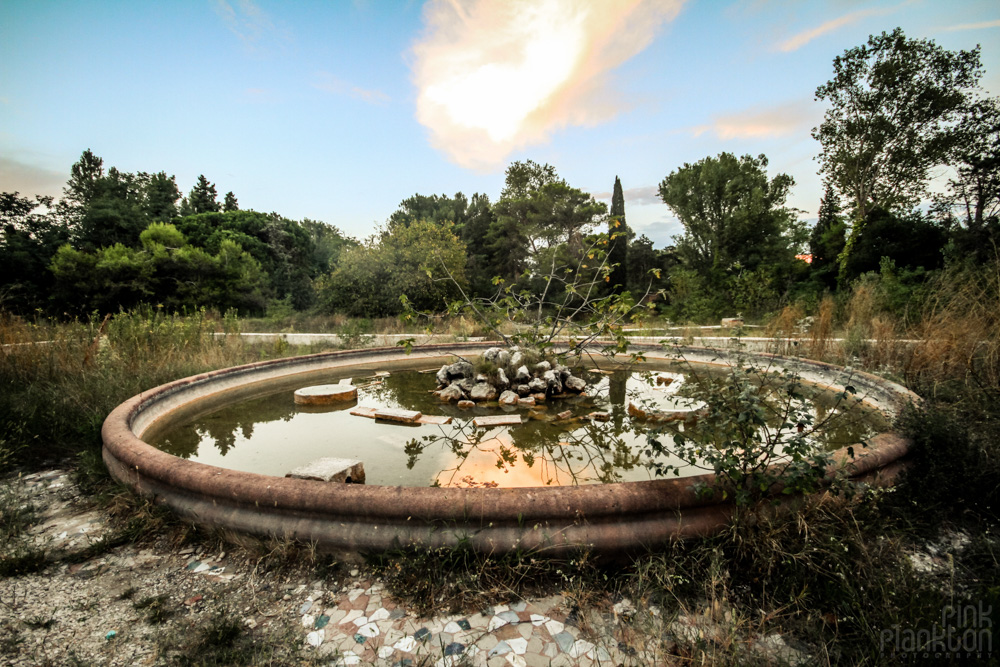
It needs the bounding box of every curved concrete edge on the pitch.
[102,342,918,554]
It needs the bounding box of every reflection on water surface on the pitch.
[149,363,886,487]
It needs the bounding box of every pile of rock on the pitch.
[433,347,589,408]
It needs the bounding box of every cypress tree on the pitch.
[607,176,630,294]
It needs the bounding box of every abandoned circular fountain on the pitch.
[102,342,918,555]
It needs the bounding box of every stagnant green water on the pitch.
[148,362,888,488]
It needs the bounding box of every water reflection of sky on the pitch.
[150,364,887,488]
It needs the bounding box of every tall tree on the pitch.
[387,193,469,232]
[809,184,847,290]
[488,161,606,282]
[63,149,105,210]
[76,167,148,250]
[459,192,497,297]
[0,193,69,312]
[938,97,1000,230]
[141,171,181,222]
[607,176,630,294]
[813,28,983,268]
[188,175,220,214]
[658,153,800,281]
[223,191,239,212]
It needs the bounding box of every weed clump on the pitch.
[0,476,47,577]
[367,544,614,616]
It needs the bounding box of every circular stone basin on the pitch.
[102,342,919,555]
[146,365,885,488]
[293,383,358,405]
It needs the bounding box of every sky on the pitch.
[2,0,998,247]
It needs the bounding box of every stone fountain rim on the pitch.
[101,341,917,554]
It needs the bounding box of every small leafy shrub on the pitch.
[643,355,863,505]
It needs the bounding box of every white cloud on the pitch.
[313,73,390,105]
[776,2,906,53]
[691,100,819,140]
[411,0,685,171]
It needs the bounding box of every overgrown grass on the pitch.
[366,544,613,617]
[0,307,326,472]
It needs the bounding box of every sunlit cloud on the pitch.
[691,101,819,140]
[313,72,390,105]
[412,0,685,171]
[944,19,1000,32]
[0,157,66,200]
[776,3,906,52]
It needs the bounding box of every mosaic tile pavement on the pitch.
[257,576,636,666]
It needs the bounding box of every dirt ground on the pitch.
[1,469,818,666]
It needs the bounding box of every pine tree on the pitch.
[607,176,630,294]
[188,175,220,214]
[63,149,105,209]
[223,191,239,212]
[143,172,181,222]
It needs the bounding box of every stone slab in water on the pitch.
[373,408,422,424]
[418,414,453,425]
[287,457,365,484]
[627,400,705,423]
[473,415,522,428]
[350,406,378,419]
[294,384,358,405]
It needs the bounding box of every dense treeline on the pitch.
[1,28,997,323]
[0,154,355,316]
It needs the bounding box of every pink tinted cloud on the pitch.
[777,3,905,53]
[692,100,819,140]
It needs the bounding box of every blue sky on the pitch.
[2,0,998,247]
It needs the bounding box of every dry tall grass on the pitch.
[807,295,836,360]
[904,258,1000,396]
[0,308,312,470]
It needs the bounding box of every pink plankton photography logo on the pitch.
[881,602,993,661]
